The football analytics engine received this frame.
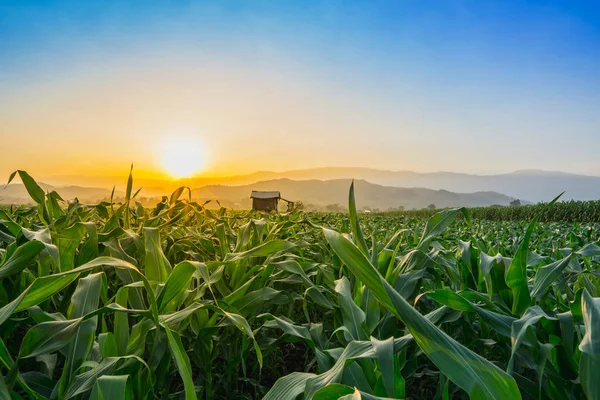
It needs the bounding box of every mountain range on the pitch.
[2,178,517,210]
[193,179,517,210]
[40,167,600,202]
[1,183,113,205]
[3,167,599,210]
[187,168,599,202]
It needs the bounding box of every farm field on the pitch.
[1,171,600,399]
[377,199,600,224]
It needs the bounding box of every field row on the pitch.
[377,199,600,223]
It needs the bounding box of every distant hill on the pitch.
[37,166,600,203]
[1,183,114,204]
[187,168,600,202]
[2,178,517,210]
[10,166,597,208]
[193,179,517,210]
[41,167,600,202]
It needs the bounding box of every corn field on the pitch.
[378,200,600,223]
[1,170,600,399]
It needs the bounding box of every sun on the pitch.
[161,138,207,179]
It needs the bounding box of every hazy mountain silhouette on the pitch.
[3,178,516,210]
[41,167,600,202]
[186,168,600,202]
[192,179,517,210]
[1,183,114,204]
[9,166,598,208]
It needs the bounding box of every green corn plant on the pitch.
[1,171,600,399]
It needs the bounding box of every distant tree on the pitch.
[387,205,405,211]
[510,199,521,207]
[325,203,344,213]
[304,203,318,211]
[427,203,436,210]
[287,201,305,212]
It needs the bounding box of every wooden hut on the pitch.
[250,191,292,212]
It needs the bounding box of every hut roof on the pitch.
[250,191,281,199]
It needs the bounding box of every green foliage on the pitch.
[378,199,600,223]
[1,171,600,399]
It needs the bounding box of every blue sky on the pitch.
[1,0,599,178]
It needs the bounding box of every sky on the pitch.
[1,0,600,181]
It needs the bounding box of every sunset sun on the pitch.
[161,138,207,179]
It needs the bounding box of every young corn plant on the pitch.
[1,172,599,399]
